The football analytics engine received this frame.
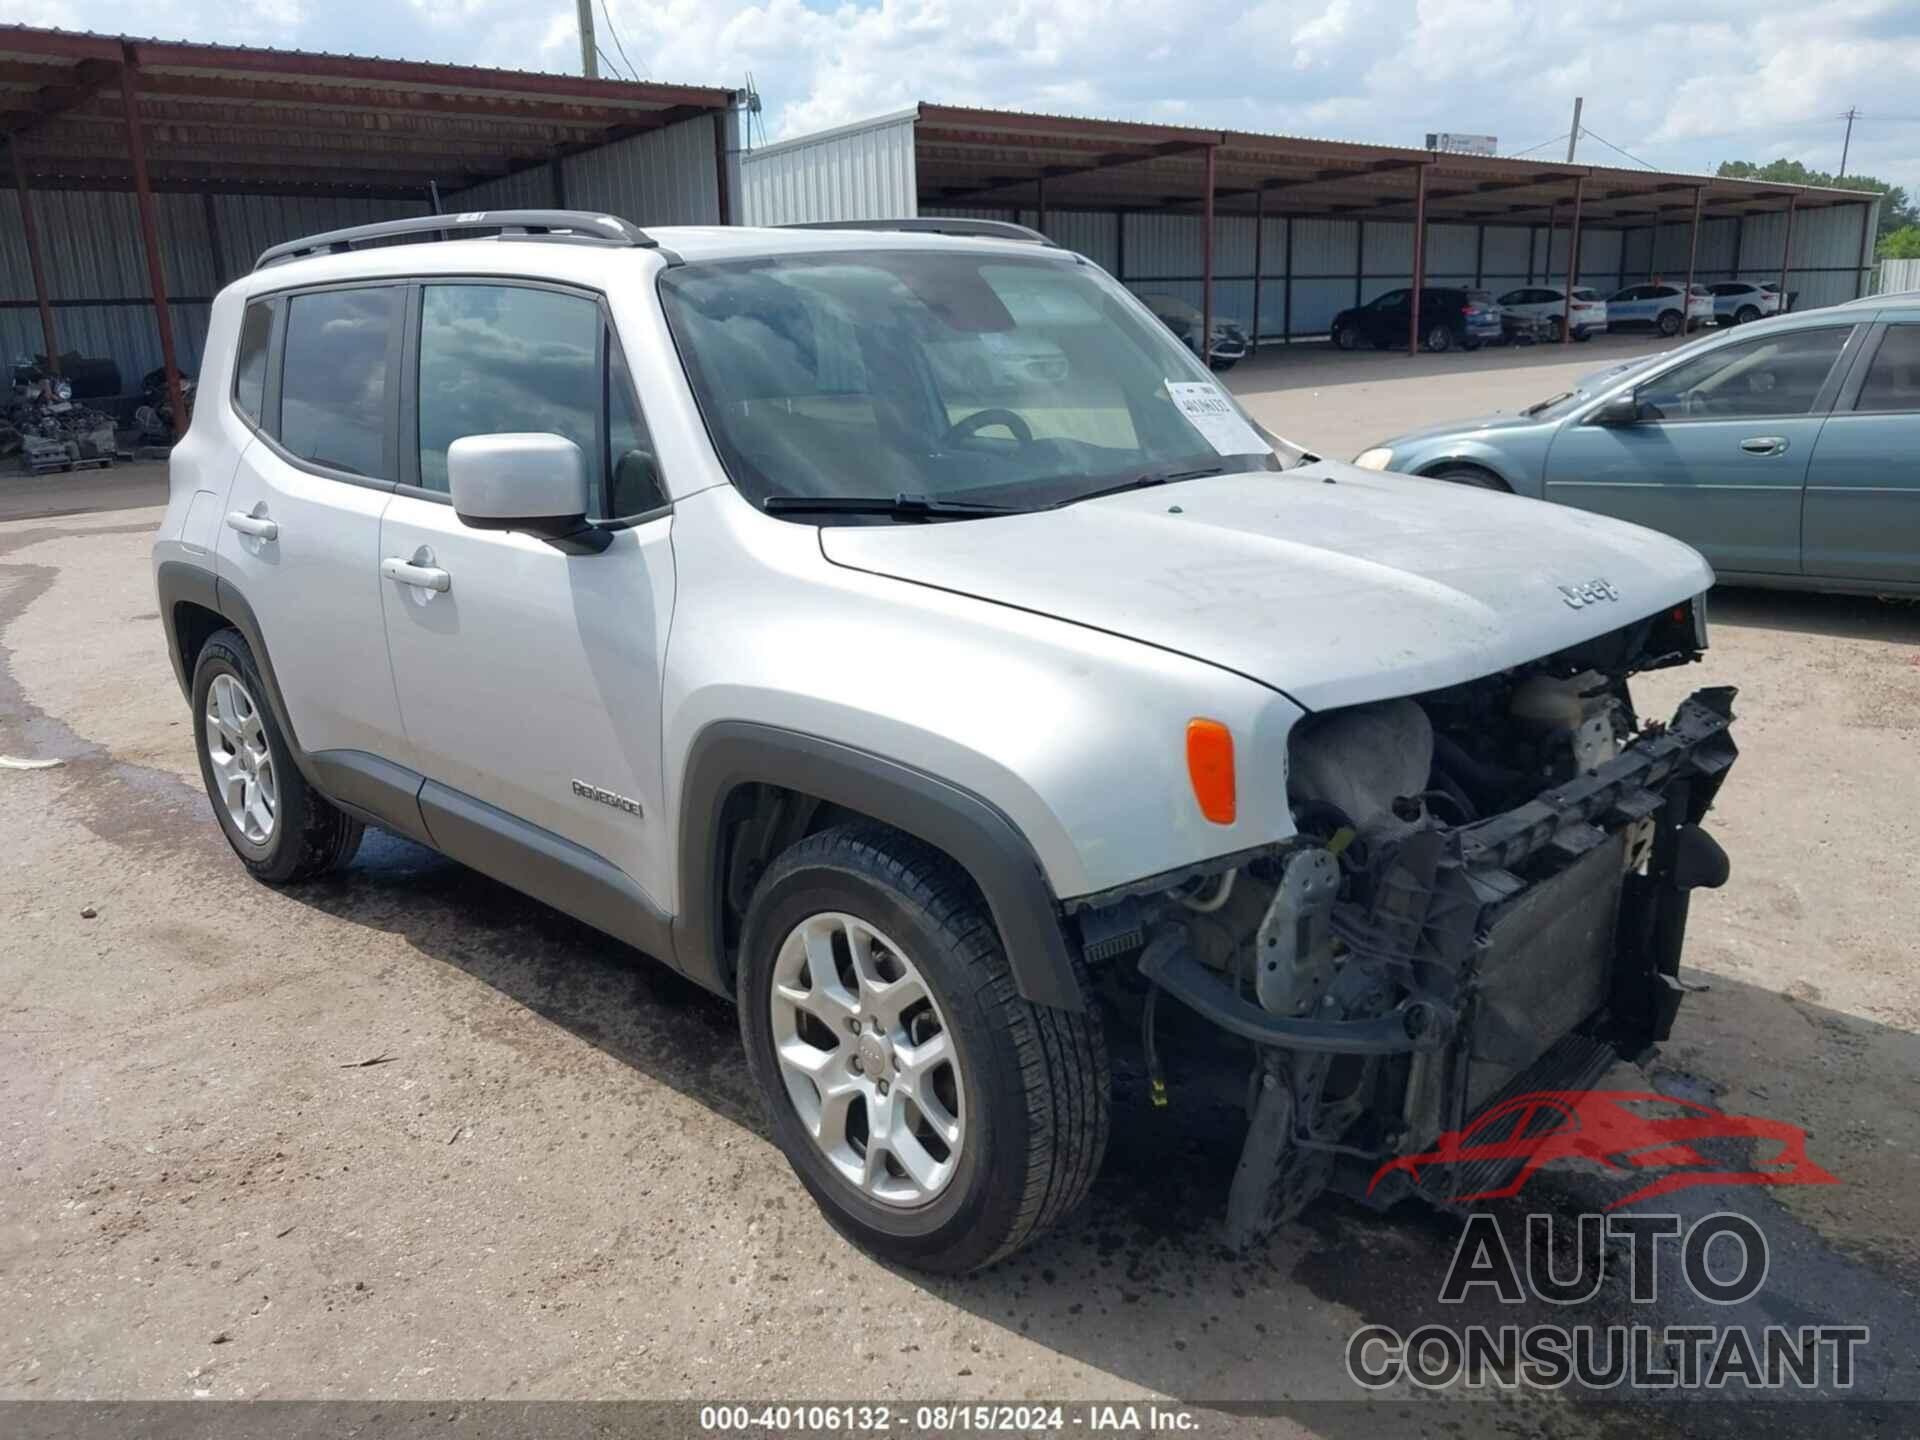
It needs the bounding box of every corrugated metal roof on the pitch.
[0,23,733,199]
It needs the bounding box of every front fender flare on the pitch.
[674,722,1084,1012]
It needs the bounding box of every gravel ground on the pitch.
[3,344,1916,1434]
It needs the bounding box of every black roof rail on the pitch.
[254,209,678,271]
[780,218,1059,247]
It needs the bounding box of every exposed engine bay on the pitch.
[1074,598,1737,1248]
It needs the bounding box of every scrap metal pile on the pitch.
[3,357,119,473]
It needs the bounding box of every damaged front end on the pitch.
[1074,599,1737,1249]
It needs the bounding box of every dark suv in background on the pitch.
[1331,287,1502,353]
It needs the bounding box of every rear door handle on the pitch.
[381,557,451,593]
[1740,436,1789,456]
[226,510,278,539]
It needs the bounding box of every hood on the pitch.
[1377,412,1546,446]
[819,464,1713,712]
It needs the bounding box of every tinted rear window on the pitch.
[279,287,396,477]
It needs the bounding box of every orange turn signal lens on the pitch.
[1186,719,1236,825]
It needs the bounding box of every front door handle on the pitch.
[1739,436,1789,456]
[226,510,278,540]
[381,557,451,593]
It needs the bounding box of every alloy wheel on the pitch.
[205,673,277,844]
[768,911,965,1207]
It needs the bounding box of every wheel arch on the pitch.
[155,560,314,783]
[674,722,1085,1014]
[1416,457,1516,493]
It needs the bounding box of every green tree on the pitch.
[1881,225,1920,259]
[1715,158,1916,240]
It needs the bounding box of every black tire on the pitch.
[1736,304,1760,325]
[1547,315,1566,343]
[1209,357,1238,373]
[1462,337,1481,352]
[191,629,363,884]
[1657,308,1682,337]
[1573,326,1593,342]
[1334,323,1362,351]
[1426,463,1508,491]
[739,824,1109,1274]
[1424,324,1453,353]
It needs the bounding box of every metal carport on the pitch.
[1,24,736,425]
[741,104,1881,358]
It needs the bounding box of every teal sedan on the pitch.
[1351,297,1920,594]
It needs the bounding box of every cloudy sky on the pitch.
[22,0,1920,194]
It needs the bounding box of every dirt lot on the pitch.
[3,343,1917,1433]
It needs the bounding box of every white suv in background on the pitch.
[1495,285,1608,341]
[151,210,1737,1271]
[1708,281,1785,325]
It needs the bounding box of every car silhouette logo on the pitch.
[1369,1089,1838,1207]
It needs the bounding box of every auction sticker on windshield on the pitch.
[1166,380,1270,455]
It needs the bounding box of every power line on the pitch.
[1504,131,1569,159]
[594,42,632,82]
[599,0,646,81]
[1578,125,1659,170]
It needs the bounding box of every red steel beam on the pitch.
[1778,193,1797,308]
[1683,185,1703,323]
[1202,142,1216,372]
[7,133,59,372]
[122,38,731,109]
[118,52,186,431]
[1250,185,1263,354]
[1409,160,1429,356]
[1562,175,1584,345]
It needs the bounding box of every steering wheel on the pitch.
[942,408,1035,448]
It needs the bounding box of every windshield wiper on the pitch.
[1051,465,1223,509]
[761,491,1023,519]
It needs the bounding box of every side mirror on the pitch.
[1589,392,1641,427]
[448,432,608,552]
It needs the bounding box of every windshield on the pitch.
[658,250,1288,516]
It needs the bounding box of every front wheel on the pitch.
[739,825,1109,1274]
[1210,357,1238,373]
[1657,309,1683,337]
[1334,323,1362,350]
[191,629,363,883]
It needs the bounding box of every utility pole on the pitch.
[1565,97,1583,163]
[576,0,598,78]
[1839,107,1857,177]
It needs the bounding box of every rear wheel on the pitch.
[191,629,362,883]
[1573,326,1593,342]
[1736,304,1760,325]
[739,825,1109,1274]
[1210,357,1238,373]
[1658,309,1683,337]
[1424,324,1453,353]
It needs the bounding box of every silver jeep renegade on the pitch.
[154,211,1736,1272]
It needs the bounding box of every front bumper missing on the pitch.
[1136,686,1739,1245]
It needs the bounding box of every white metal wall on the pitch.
[1618,202,1877,311]
[1880,257,1920,293]
[739,109,918,225]
[450,113,723,225]
[0,189,427,387]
